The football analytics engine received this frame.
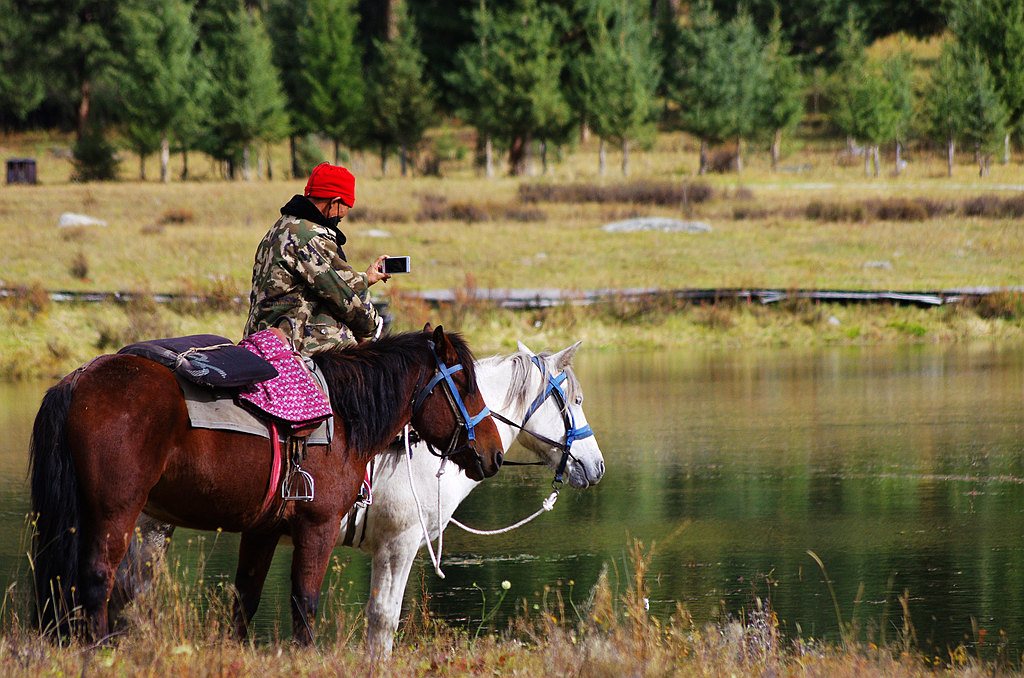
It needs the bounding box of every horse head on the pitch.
[511,340,605,489]
[412,325,503,481]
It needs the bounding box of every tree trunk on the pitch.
[599,138,606,176]
[266,149,273,180]
[289,136,300,179]
[334,139,341,165]
[872,145,880,177]
[698,139,708,175]
[1004,132,1010,164]
[541,141,548,175]
[508,134,528,176]
[771,129,781,172]
[894,140,902,175]
[621,139,630,176]
[864,148,871,177]
[380,145,388,176]
[946,138,955,178]
[735,137,743,173]
[77,80,92,140]
[160,135,170,183]
[400,143,408,177]
[181,146,190,181]
[139,153,146,181]
[242,146,252,181]
[485,135,494,178]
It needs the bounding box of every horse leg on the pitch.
[232,531,280,640]
[290,521,343,645]
[110,515,176,625]
[77,509,148,641]
[366,533,420,659]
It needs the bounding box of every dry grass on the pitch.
[0,538,1012,677]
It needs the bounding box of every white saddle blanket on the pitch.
[176,373,333,445]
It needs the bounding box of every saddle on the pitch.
[119,332,336,505]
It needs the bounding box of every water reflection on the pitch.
[4,343,1024,657]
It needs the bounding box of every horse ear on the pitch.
[423,322,434,333]
[431,324,445,346]
[553,341,582,371]
[516,340,533,355]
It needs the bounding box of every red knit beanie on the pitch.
[304,163,355,207]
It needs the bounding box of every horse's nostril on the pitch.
[495,451,504,468]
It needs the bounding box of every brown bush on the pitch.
[519,180,712,206]
[160,208,194,225]
[805,201,865,222]
[869,198,928,222]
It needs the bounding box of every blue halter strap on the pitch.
[522,355,594,485]
[413,340,490,446]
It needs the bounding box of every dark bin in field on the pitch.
[6,158,37,185]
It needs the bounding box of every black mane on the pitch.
[312,330,478,456]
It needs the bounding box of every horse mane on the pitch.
[501,349,581,412]
[312,330,479,454]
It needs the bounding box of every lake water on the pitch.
[4,342,1024,658]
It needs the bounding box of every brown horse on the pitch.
[29,326,503,644]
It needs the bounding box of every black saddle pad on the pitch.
[118,334,278,388]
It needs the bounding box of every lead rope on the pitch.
[404,424,446,579]
[449,490,559,535]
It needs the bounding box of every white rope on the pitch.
[403,425,445,579]
[449,490,559,535]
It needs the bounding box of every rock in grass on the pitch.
[58,212,107,228]
[601,217,711,234]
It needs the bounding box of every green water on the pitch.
[5,342,1024,657]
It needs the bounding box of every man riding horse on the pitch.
[245,162,392,355]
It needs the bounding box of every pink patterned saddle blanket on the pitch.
[237,330,333,433]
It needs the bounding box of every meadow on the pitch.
[4,128,1024,674]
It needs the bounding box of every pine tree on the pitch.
[110,0,199,182]
[670,2,769,173]
[197,1,289,179]
[761,17,804,172]
[20,0,123,138]
[571,0,660,176]
[363,3,437,176]
[450,0,570,176]
[266,0,312,177]
[950,0,1024,163]
[882,46,915,175]
[0,0,44,129]
[924,44,971,177]
[298,0,365,164]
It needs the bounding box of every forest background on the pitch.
[0,0,1017,183]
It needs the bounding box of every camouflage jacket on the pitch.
[244,195,381,355]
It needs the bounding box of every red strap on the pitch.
[261,422,283,518]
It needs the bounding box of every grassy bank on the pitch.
[5,290,1024,380]
[4,127,1024,379]
[0,541,1013,677]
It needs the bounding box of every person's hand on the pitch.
[366,254,391,285]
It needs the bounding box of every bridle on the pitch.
[490,355,594,489]
[411,339,491,461]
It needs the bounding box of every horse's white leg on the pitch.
[110,515,175,622]
[366,532,420,659]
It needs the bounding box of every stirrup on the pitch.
[282,467,315,502]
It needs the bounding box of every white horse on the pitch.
[116,340,605,656]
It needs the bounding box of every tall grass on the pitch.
[2,533,1015,676]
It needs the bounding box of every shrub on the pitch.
[71,127,120,182]
[870,198,928,222]
[69,250,89,280]
[160,208,195,225]
[805,201,865,222]
[969,291,1024,320]
[519,181,712,206]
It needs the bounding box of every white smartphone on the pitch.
[383,256,411,274]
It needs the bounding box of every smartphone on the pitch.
[383,256,411,274]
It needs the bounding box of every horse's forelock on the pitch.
[503,349,581,413]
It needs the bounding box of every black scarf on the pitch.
[280,194,348,258]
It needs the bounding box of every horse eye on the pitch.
[575,395,583,405]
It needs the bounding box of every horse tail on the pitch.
[29,378,81,636]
